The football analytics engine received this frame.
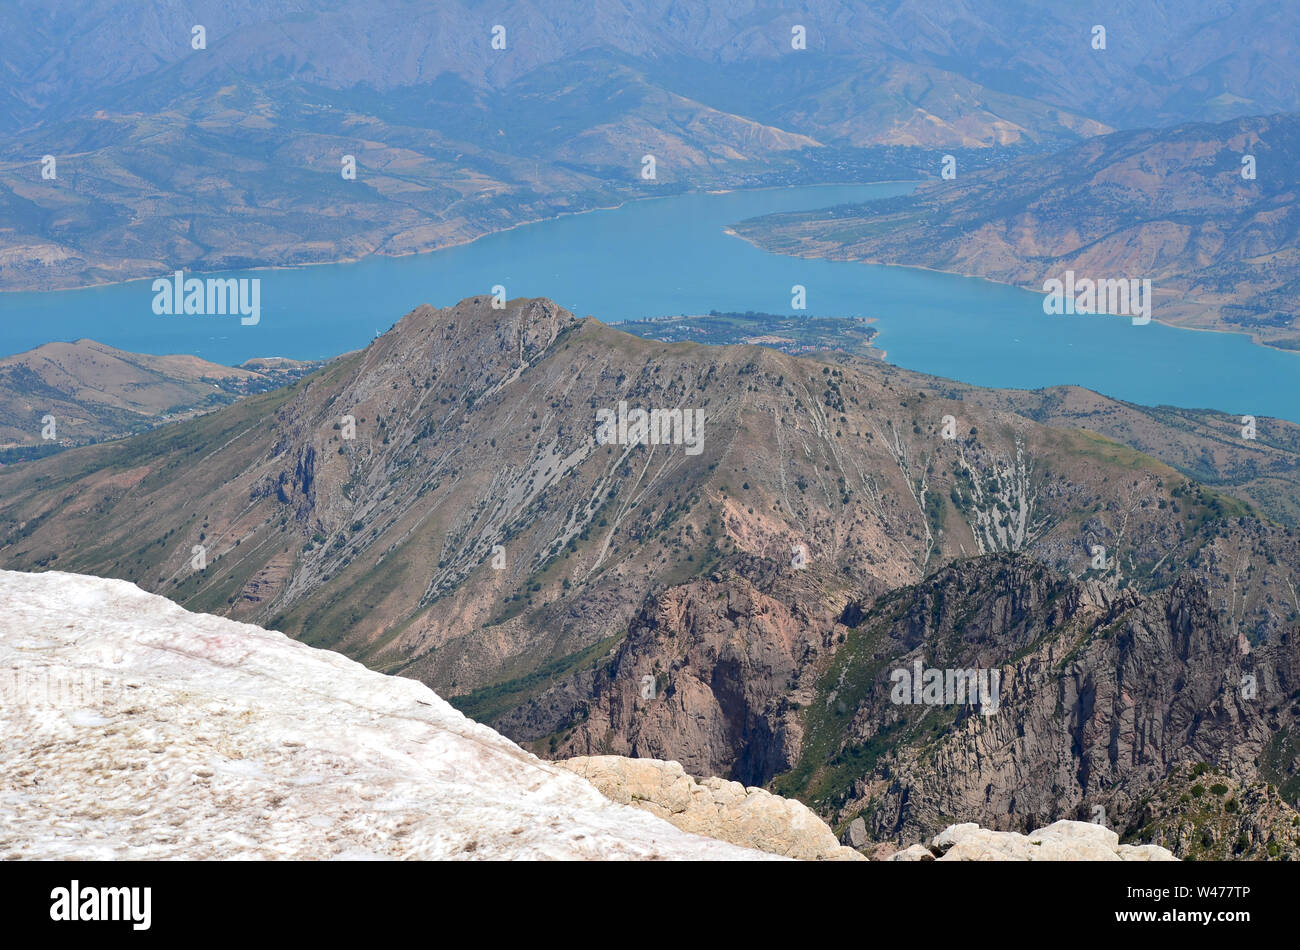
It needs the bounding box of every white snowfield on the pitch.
[0,570,775,860]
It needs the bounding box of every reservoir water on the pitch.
[2,182,1297,422]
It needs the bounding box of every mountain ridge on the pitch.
[1,294,1297,855]
[9,0,1300,291]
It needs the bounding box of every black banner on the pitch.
[0,859,1278,938]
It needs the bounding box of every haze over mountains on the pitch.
[4,0,1300,290]
[3,295,1298,856]
[7,1,1297,133]
[735,112,1300,350]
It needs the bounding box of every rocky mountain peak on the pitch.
[389,295,577,364]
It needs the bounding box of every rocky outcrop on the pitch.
[886,821,1177,861]
[788,554,1300,857]
[556,755,862,861]
[845,816,870,849]
[536,559,857,785]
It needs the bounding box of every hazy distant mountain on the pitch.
[6,1,1297,134]
[0,65,830,290]
[7,1,1299,290]
[734,112,1300,350]
[1,295,1297,854]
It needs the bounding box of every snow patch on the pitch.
[0,570,774,860]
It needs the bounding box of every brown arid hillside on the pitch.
[0,339,323,452]
[0,71,823,292]
[732,113,1300,350]
[0,295,1297,856]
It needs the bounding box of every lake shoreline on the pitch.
[723,229,1300,357]
[0,181,922,297]
[5,180,1298,425]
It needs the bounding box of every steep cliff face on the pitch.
[527,537,1300,859]
[526,555,861,783]
[531,540,1300,857]
[794,555,1300,853]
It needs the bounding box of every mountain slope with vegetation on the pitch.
[0,294,1297,856]
[753,553,1300,852]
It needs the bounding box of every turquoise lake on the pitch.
[2,182,1297,421]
